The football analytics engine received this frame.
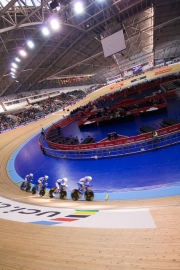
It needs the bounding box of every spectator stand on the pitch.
[1,74,180,134]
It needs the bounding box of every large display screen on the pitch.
[132,65,142,74]
[101,30,126,58]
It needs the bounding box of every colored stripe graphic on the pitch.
[75,210,99,212]
[65,215,90,218]
[29,221,62,226]
[75,209,99,215]
[51,217,79,222]
[29,210,99,226]
[74,212,97,215]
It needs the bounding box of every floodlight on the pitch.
[74,2,84,14]
[11,62,18,68]
[50,18,60,30]
[10,72,15,76]
[27,40,35,49]
[42,27,50,36]
[15,57,21,62]
[19,49,27,57]
[11,68,16,72]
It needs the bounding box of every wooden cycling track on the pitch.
[0,70,180,270]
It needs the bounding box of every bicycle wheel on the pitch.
[32,186,37,195]
[20,182,26,190]
[26,183,31,192]
[84,190,94,201]
[40,189,46,197]
[71,189,79,201]
[60,189,67,199]
[49,189,54,198]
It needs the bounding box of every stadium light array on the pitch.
[27,40,35,49]
[42,27,50,36]
[74,2,84,14]
[11,62,18,68]
[49,18,60,31]
[15,57,21,62]
[19,49,27,57]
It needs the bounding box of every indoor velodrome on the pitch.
[1,0,180,269]
[1,67,180,269]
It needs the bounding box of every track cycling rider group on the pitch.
[21,173,93,199]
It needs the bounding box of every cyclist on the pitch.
[53,178,68,196]
[24,173,33,185]
[21,173,33,190]
[78,176,92,197]
[37,175,49,193]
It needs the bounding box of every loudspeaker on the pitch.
[50,0,59,9]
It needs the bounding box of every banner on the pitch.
[57,76,90,85]
[107,75,122,84]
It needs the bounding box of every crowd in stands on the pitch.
[71,74,178,118]
[1,73,180,133]
[85,84,106,95]
[162,79,180,91]
[0,90,86,133]
[0,107,43,132]
[105,107,126,119]
[46,127,79,145]
[86,96,163,123]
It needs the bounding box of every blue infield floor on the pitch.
[9,96,180,200]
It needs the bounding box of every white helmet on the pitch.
[44,175,49,180]
[86,176,92,181]
[30,173,33,177]
[62,178,68,182]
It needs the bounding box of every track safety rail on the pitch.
[39,128,180,160]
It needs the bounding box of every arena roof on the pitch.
[0,0,180,96]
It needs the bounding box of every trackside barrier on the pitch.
[41,128,180,160]
[45,124,180,151]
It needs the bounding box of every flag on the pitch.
[148,60,153,66]
[124,70,127,76]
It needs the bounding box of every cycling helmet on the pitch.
[44,175,49,180]
[30,173,33,177]
[86,176,92,181]
[62,178,68,182]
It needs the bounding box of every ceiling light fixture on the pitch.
[42,27,50,36]
[50,18,60,31]
[19,49,27,57]
[11,62,18,68]
[74,2,84,14]
[15,57,21,62]
[27,40,35,49]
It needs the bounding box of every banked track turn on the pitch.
[0,80,180,270]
